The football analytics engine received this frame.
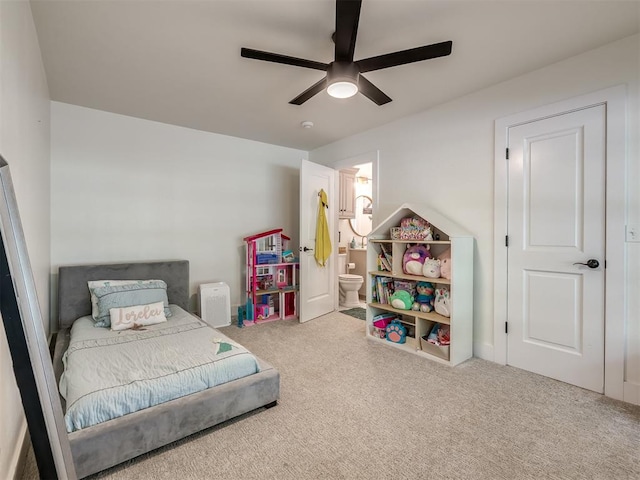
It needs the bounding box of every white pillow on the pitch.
[109,301,167,331]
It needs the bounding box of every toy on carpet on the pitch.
[389,290,414,310]
[438,247,452,280]
[422,258,441,278]
[434,287,451,317]
[412,281,434,313]
[402,244,431,275]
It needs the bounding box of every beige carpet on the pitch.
[22,312,640,479]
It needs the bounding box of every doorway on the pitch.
[332,151,379,310]
[494,86,626,400]
[298,153,378,321]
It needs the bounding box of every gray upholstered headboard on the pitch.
[57,260,189,329]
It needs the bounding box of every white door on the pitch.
[299,160,336,323]
[507,105,605,393]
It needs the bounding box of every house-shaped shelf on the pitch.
[366,203,474,366]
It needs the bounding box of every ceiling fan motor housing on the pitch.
[327,62,359,84]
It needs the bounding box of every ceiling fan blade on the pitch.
[334,0,362,62]
[356,40,453,73]
[241,48,328,71]
[358,75,392,106]
[289,77,328,105]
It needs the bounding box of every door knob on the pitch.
[573,259,599,269]
[300,246,313,252]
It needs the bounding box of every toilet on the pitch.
[338,253,364,308]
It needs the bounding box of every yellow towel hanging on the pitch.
[315,189,332,267]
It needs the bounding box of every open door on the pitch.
[298,160,336,322]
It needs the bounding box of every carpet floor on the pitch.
[21,312,640,479]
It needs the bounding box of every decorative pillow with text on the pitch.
[110,301,167,331]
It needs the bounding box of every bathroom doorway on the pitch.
[332,151,379,308]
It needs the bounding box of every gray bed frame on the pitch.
[52,260,279,478]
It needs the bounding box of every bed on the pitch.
[52,260,279,478]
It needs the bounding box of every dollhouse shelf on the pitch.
[255,286,299,296]
[242,229,299,326]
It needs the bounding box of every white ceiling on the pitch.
[30,0,639,151]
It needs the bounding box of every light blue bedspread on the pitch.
[59,305,259,432]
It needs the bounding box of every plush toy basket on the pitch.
[399,217,431,240]
[420,336,450,360]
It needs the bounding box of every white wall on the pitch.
[310,34,640,402]
[51,103,306,314]
[0,0,51,477]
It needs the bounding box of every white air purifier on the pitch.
[198,282,231,328]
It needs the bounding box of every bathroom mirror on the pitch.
[349,195,373,238]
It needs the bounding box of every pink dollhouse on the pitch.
[242,229,298,326]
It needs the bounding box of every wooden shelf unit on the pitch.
[366,204,474,366]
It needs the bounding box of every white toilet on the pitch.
[338,253,364,308]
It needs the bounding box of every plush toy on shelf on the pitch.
[389,290,414,310]
[402,244,431,275]
[438,247,452,280]
[434,287,451,317]
[412,281,435,313]
[422,258,441,278]
[385,320,407,344]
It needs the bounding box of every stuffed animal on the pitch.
[425,228,434,241]
[422,258,441,278]
[411,281,434,313]
[402,244,431,275]
[389,290,414,310]
[438,248,452,280]
[434,287,451,317]
[386,320,407,344]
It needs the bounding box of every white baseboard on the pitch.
[623,381,640,405]
[8,420,27,480]
[473,341,494,362]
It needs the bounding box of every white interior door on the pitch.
[299,160,336,323]
[507,105,606,393]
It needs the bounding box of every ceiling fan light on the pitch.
[327,80,358,99]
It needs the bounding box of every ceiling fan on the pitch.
[241,0,452,106]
